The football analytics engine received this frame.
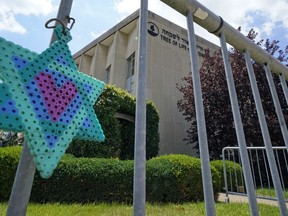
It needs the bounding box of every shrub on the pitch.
[67,85,160,160]
[210,160,243,192]
[146,154,220,202]
[0,146,22,200]
[31,157,134,203]
[0,149,222,203]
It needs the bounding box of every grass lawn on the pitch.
[0,202,281,216]
[257,188,288,199]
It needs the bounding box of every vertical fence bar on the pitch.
[244,51,287,216]
[255,150,263,189]
[283,149,288,186]
[220,34,259,216]
[228,151,233,191]
[232,151,239,192]
[49,0,73,45]
[275,150,285,189]
[238,151,246,193]
[283,150,288,194]
[222,148,230,203]
[249,150,257,189]
[262,149,272,197]
[279,74,288,105]
[264,65,288,152]
[186,11,216,216]
[133,0,148,215]
[6,142,36,216]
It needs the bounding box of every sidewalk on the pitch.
[217,193,288,208]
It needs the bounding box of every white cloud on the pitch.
[91,31,100,39]
[0,10,26,34]
[0,0,53,34]
[90,30,107,39]
[199,0,288,37]
[113,0,288,46]
[263,22,275,36]
[113,0,139,14]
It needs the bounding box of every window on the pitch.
[126,53,135,93]
[105,65,111,83]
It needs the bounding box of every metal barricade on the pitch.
[135,0,288,215]
[222,146,288,202]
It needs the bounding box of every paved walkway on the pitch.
[217,193,288,208]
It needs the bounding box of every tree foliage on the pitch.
[177,28,288,159]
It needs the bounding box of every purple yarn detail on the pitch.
[11,55,29,70]
[58,94,82,124]
[42,68,73,89]
[24,69,82,123]
[35,72,78,122]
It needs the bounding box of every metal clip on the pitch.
[45,16,75,35]
[66,16,75,30]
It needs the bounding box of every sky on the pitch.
[0,0,288,55]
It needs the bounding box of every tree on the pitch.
[177,28,288,159]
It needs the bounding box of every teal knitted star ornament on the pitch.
[0,25,105,178]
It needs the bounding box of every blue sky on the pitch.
[0,0,288,55]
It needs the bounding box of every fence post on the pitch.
[279,74,288,105]
[6,1,73,215]
[6,142,36,216]
[222,147,230,203]
[186,11,216,216]
[244,51,287,216]
[220,34,259,216]
[264,65,288,152]
[133,0,148,215]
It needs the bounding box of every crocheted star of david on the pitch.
[0,25,105,178]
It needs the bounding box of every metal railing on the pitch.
[134,0,288,216]
[222,146,288,202]
[134,0,288,215]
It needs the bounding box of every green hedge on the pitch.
[0,147,134,203]
[31,157,134,203]
[0,147,22,200]
[1,147,228,203]
[210,160,243,192]
[67,85,160,160]
[146,154,220,202]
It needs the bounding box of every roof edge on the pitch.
[73,9,140,58]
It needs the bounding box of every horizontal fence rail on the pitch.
[161,0,288,79]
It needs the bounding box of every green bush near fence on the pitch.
[0,147,22,199]
[0,147,245,203]
[210,160,243,192]
[146,154,220,202]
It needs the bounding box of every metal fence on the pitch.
[134,0,288,215]
[222,146,288,202]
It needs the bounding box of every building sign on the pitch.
[148,22,189,52]
[148,22,159,37]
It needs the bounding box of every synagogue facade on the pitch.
[74,10,219,156]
